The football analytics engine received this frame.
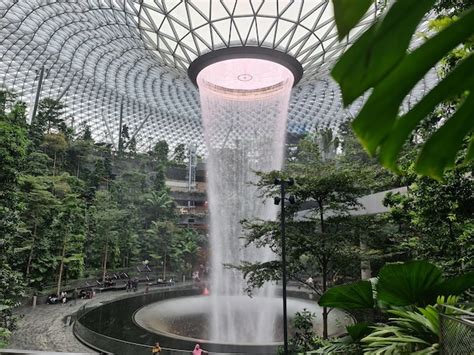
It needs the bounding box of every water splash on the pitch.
[197,58,294,343]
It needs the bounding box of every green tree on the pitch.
[66,137,94,178]
[150,140,169,162]
[143,190,175,226]
[145,220,178,279]
[18,175,57,283]
[173,143,186,164]
[281,310,328,354]
[148,140,169,192]
[0,91,28,345]
[41,133,68,176]
[29,98,68,148]
[91,191,126,282]
[53,193,85,295]
[384,163,474,275]
[170,228,205,277]
[81,123,93,141]
[23,152,51,176]
[128,136,137,156]
[237,135,363,339]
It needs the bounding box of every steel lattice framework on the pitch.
[0,1,436,154]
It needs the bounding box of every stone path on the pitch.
[8,288,163,353]
[8,283,312,353]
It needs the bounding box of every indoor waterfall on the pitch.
[197,58,294,343]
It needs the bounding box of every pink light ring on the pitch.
[196,58,294,100]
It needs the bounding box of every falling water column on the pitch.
[196,58,294,344]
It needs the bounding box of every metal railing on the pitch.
[439,306,474,354]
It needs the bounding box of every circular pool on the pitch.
[74,288,352,354]
[134,295,351,344]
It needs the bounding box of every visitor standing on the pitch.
[192,344,207,355]
[73,288,78,305]
[151,342,161,353]
[61,291,67,304]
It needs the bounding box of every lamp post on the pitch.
[274,177,295,355]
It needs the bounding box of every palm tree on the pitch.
[144,190,175,226]
[146,220,178,279]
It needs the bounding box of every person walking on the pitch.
[61,291,67,304]
[192,344,207,355]
[151,342,161,353]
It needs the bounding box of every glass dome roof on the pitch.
[0,0,436,154]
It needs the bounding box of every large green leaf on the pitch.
[333,0,374,40]
[438,272,474,296]
[361,325,434,354]
[352,9,474,156]
[389,306,440,336]
[377,261,442,306]
[379,54,474,172]
[466,133,474,162]
[332,0,474,179]
[416,92,474,178]
[347,322,373,341]
[319,280,374,310]
[332,0,435,105]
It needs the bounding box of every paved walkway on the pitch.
[8,287,165,353]
[8,283,312,353]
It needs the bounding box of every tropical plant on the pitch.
[170,228,204,277]
[173,143,186,164]
[280,310,330,354]
[92,191,126,282]
[144,190,175,224]
[145,220,178,279]
[18,175,57,282]
[0,93,28,343]
[331,0,474,180]
[312,322,371,354]
[53,192,85,295]
[361,296,464,354]
[319,261,473,309]
[318,261,474,354]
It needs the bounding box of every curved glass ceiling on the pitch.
[0,1,436,154]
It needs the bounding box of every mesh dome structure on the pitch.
[0,1,435,154]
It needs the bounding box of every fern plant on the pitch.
[361,296,465,354]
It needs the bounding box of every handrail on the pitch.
[439,304,474,327]
[73,320,187,353]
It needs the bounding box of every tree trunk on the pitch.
[163,251,167,280]
[56,235,67,296]
[102,240,109,283]
[319,200,329,339]
[53,152,57,176]
[25,221,37,281]
[322,258,329,340]
[360,238,372,280]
